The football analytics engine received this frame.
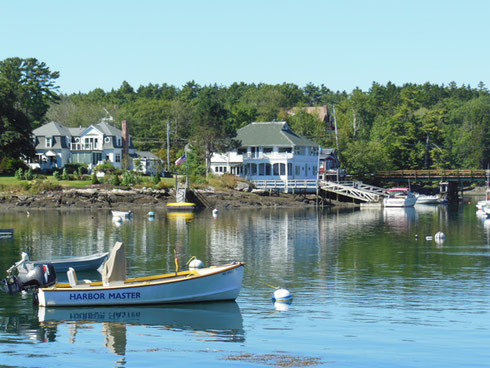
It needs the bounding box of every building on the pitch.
[29,120,161,175]
[210,121,320,181]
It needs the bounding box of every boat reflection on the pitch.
[38,301,244,354]
[383,207,417,232]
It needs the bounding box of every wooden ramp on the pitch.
[319,181,386,203]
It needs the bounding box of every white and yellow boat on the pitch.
[2,242,245,308]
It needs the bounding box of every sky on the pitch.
[1,0,489,95]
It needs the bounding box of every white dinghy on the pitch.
[35,242,245,307]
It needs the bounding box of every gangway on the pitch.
[319,181,386,203]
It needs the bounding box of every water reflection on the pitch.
[38,302,244,355]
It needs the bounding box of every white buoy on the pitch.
[435,231,446,241]
[189,258,204,270]
[147,211,155,217]
[272,288,293,302]
[212,208,219,218]
[425,236,433,241]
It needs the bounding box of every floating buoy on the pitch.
[272,288,293,302]
[425,236,433,241]
[415,233,419,239]
[188,258,204,270]
[147,211,155,217]
[435,231,446,241]
[212,208,219,218]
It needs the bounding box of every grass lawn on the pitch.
[0,175,176,192]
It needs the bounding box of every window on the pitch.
[115,153,121,163]
[313,166,317,175]
[294,146,306,155]
[263,147,273,154]
[295,166,300,176]
[237,148,247,155]
[273,163,279,176]
[265,163,271,175]
[310,147,318,156]
[46,137,52,148]
[279,147,292,153]
[259,163,265,175]
[279,163,286,176]
[251,163,257,175]
[288,163,292,177]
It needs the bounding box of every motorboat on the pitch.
[7,251,109,274]
[0,229,14,238]
[415,193,447,205]
[1,242,245,308]
[476,188,490,211]
[383,188,417,207]
[111,210,133,219]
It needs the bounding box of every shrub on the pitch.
[96,163,117,174]
[0,158,28,175]
[112,174,121,186]
[53,171,61,180]
[91,173,99,184]
[24,169,34,181]
[63,163,88,175]
[152,173,161,186]
[15,168,24,180]
[62,168,69,180]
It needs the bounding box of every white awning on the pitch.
[45,150,57,157]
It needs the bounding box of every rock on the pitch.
[234,182,251,192]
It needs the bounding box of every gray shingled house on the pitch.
[29,120,161,175]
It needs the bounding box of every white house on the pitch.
[210,121,320,181]
[29,120,161,175]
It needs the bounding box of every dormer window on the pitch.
[46,137,52,148]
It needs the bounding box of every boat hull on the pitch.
[28,252,109,272]
[383,196,417,207]
[37,263,244,307]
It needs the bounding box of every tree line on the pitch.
[1,57,489,179]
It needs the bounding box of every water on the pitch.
[0,200,489,367]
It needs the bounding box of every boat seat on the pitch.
[67,267,91,287]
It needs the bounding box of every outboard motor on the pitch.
[1,264,57,295]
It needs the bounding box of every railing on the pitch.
[243,152,294,160]
[319,181,386,202]
[70,143,103,151]
[252,179,318,190]
[376,170,490,179]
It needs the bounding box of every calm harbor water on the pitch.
[0,198,489,367]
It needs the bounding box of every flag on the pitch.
[175,154,186,166]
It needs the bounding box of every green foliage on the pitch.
[63,163,88,175]
[121,170,141,186]
[96,163,117,174]
[112,174,121,186]
[152,172,161,186]
[23,169,34,180]
[15,168,23,180]
[53,171,61,180]
[62,168,69,180]
[91,173,99,184]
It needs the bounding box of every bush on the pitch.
[24,169,34,180]
[96,163,117,174]
[63,163,88,175]
[121,171,141,186]
[62,168,69,180]
[15,168,24,180]
[53,171,61,180]
[0,158,28,175]
[91,173,99,184]
[112,174,121,186]
[152,173,161,186]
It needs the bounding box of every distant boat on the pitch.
[0,229,14,238]
[415,194,447,205]
[476,188,490,211]
[383,188,417,207]
[7,251,109,274]
[111,210,133,219]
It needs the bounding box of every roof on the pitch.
[33,121,73,137]
[135,151,160,160]
[236,122,318,147]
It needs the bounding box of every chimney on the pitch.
[121,120,129,156]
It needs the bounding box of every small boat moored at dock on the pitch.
[0,229,14,238]
[383,188,417,207]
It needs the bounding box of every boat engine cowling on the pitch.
[1,264,57,295]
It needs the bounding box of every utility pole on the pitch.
[166,121,171,172]
[333,106,340,182]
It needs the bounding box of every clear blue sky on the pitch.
[1,0,489,95]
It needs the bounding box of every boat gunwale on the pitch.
[41,262,245,292]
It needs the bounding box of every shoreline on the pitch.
[0,187,323,210]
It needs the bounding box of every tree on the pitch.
[0,57,59,160]
[190,87,237,175]
[0,57,59,125]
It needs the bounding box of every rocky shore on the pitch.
[0,187,322,210]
